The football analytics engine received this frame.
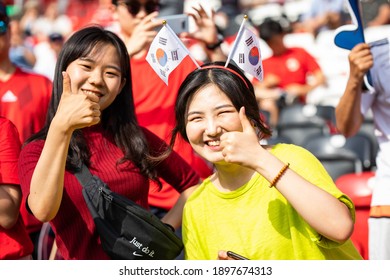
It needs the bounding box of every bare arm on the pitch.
[28,72,100,222]
[367,4,390,27]
[221,108,354,243]
[161,184,199,229]
[335,43,373,137]
[0,184,21,229]
[285,68,326,97]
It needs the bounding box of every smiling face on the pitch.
[185,84,243,164]
[65,43,125,111]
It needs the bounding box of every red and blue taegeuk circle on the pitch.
[156,48,168,66]
[248,47,259,65]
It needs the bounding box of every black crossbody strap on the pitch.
[74,163,93,188]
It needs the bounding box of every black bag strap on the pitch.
[74,163,93,188]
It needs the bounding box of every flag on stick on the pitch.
[225,15,263,81]
[146,22,200,85]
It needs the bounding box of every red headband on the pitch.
[200,65,250,89]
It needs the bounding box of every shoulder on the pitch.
[20,139,45,155]
[0,117,20,155]
[186,178,212,204]
[0,117,16,131]
[0,117,19,141]
[15,67,53,84]
[270,143,322,167]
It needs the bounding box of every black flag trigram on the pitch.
[159,37,167,46]
[255,66,262,76]
[171,50,179,61]
[239,53,245,63]
[245,36,254,46]
[150,53,156,63]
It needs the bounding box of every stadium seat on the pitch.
[335,171,375,260]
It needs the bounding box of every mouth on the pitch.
[82,89,103,98]
[205,140,221,147]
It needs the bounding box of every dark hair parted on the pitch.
[27,25,161,186]
[170,61,272,147]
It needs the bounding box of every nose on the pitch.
[205,118,222,136]
[88,69,104,85]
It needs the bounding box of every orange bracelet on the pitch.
[269,163,290,188]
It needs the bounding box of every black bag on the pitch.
[75,164,184,260]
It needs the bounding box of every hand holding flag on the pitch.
[146,21,200,85]
[333,0,373,87]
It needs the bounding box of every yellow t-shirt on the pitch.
[183,144,363,260]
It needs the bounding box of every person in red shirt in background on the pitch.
[109,0,225,238]
[253,18,326,127]
[0,3,52,259]
[0,116,33,260]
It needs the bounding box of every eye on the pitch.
[106,71,120,77]
[80,63,91,70]
[187,115,202,122]
[218,109,235,116]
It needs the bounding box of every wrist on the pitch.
[205,33,224,50]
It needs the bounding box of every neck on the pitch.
[0,60,16,81]
[211,164,256,192]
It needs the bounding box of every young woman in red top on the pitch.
[18,26,199,260]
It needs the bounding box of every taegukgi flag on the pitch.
[146,24,192,85]
[226,16,263,81]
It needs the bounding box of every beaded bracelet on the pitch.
[269,163,290,188]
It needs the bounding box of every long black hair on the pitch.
[170,61,272,147]
[27,25,161,185]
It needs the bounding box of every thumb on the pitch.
[239,107,254,133]
[62,71,72,96]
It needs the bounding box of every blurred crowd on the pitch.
[1,0,390,261]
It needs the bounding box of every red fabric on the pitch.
[0,67,52,143]
[18,125,199,259]
[335,171,375,260]
[262,47,321,88]
[0,67,52,236]
[131,55,212,210]
[0,117,34,259]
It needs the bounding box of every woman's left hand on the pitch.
[220,107,264,169]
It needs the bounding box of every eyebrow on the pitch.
[79,57,122,72]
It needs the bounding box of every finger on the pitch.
[217,250,228,260]
[62,71,72,96]
[238,107,254,133]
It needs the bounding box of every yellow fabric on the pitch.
[183,144,363,260]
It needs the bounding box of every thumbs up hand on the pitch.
[220,107,264,169]
[54,72,101,133]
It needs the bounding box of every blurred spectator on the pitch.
[33,32,64,80]
[239,0,285,26]
[361,0,390,28]
[254,18,326,127]
[89,0,116,28]
[0,3,52,260]
[19,0,41,39]
[214,0,241,38]
[31,0,73,41]
[293,0,350,37]
[159,0,184,16]
[9,15,36,70]
[335,40,390,260]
